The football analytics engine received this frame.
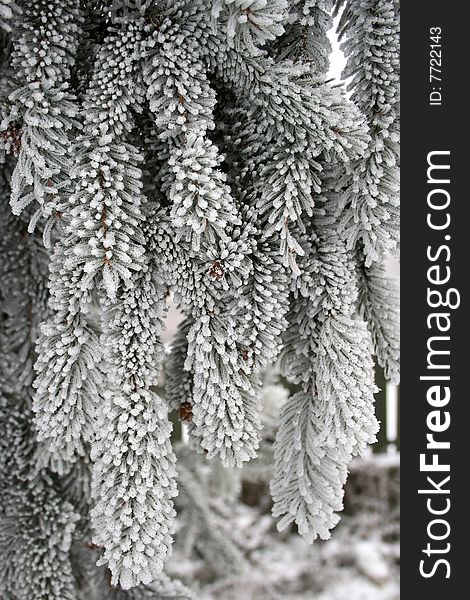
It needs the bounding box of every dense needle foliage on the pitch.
[0,0,399,596]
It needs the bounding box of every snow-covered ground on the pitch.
[167,455,400,600]
[201,519,399,600]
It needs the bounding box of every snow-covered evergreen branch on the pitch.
[91,265,177,589]
[0,170,79,600]
[1,0,81,234]
[33,9,148,470]
[275,0,334,74]
[272,191,378,541]
[335,0,400,263]
[358,259,400,383]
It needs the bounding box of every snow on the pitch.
[167,455,400,600]
[168,514,399,599]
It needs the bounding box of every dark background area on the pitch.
[401,2,468,596]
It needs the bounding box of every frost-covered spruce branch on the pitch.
[144,0,370,469]
[206,40,369,163]
[334,0,400,382]
[0,177,79,600]
[0,0,400,594]
[32,231,103,469]
[142,11,237,252]
[227,108,320,271]
[165,315,194,413]
[274,0,334,73]
[149,0,369,250]
[335,0,400,263]
[0,0,81,234]
[33,11,148,470]
[68,14,147,299]
[199,1,369,163]
[358,259,400,383]
[272,192,379,541]
[91,263,177,589]
[220,117,293,370]
[195,0,368,369]
[149,212,262,467]
[143,12,265,466]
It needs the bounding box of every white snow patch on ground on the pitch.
[168,499,399,600]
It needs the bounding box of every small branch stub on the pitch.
[208,260,225,281]
[1,123,22,156]
[179,402,193,422]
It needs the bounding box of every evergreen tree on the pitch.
[1,0,399,595]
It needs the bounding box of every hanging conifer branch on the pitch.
[68,14,147,299]
[149,212,262,467]
[143,17,239,252]
[165,316,194,414]
[335,0,400,264]
[91,265,178,589]
[32,9,149,471]
[274,0,334,74]
[334,0,400,383]
[0,172,80,600]
[142,9,267,465]
[32,233,104,470]
[0,0,81,236]
[358,259,400,383]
